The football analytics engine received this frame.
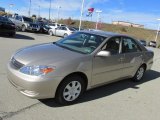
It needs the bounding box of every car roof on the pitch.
[81,30,130,38]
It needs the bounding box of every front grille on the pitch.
[30,24,38,28]
[11,57,24,69]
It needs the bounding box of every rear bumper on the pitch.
[7,62,63,99]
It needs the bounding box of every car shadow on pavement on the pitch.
[0,34,35,40]
[39,70,160,107]
[14,34,35,40]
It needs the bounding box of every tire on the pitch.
[49,31,53,36]
[9,33,15,37]
[63,33,68,38]
[22,25,26,32]
[55,75,86,105]
[132,65,145,82]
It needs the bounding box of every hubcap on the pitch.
[137,67,144,80]
[22,26,25,31]
[63,81,81,102]
[64,34,68,37]
[50,31,52,36]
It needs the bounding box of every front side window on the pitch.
[56,32,106,54]
[122,37,141,53]
[102,37,121,55]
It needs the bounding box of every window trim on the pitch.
[100,36,122,55]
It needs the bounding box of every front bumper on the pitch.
[27,26,40,32]
[7,62,63,99]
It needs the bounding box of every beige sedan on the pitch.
[7,31,154,105]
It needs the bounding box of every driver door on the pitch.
[92,37,125,86]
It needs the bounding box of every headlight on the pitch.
[20,65,55,76]
[26,23,30,27]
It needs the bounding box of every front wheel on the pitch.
[22,25,26,32]
[49,31,53,36]
[9,33,15,37]
[55,75,86,105]
[132,65,145,82]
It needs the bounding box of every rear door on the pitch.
[121,37,143,77]
[55,27,67,36]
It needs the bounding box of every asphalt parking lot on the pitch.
[0,32,160,120]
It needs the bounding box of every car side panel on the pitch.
[91,54,124,87]
[122,52,143,77]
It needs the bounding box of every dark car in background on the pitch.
[0,16,16,37]
[148,41,157,48]
[139,40,147,46]
[9,15,40,32]
[38,21,52,33]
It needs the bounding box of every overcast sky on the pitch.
[1,0,160,30]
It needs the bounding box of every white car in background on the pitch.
[148,41,157,48]
[49,26,77,37]
[48,23,66,29]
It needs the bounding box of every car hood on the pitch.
[14,43,84,65]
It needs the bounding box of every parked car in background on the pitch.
[49,26,76,37]
[48,23,66,30]
[38,21,52,33]
[148,41,157,48]
[139,40,147,46]
[7,31,154,105]
[9,15,40,32]
[0,16,16,37]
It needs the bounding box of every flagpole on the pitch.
[79,0,85,31]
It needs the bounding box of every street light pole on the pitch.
[95,10,102,29]
[9,4,14,14]
[38,5,40,18]
[155,19,160,42]
[49,0,51,20]
[79,0,85,31]
[28,0,31,17]
[57,6,61,23]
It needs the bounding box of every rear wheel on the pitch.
[132,65,145,82]
[63,33,68,38]
[55,75,86,105]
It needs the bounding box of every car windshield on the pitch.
[23,17,33,22]
[55,32,106,54]
[0,16,13,23]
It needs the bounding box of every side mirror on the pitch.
[96,50,111,57]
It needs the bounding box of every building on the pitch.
[0,7,5,12]
[112,21,144,28]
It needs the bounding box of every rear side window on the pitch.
[122,37,141,53]
[61,27,67,30]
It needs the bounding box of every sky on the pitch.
[0,0,160,30]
